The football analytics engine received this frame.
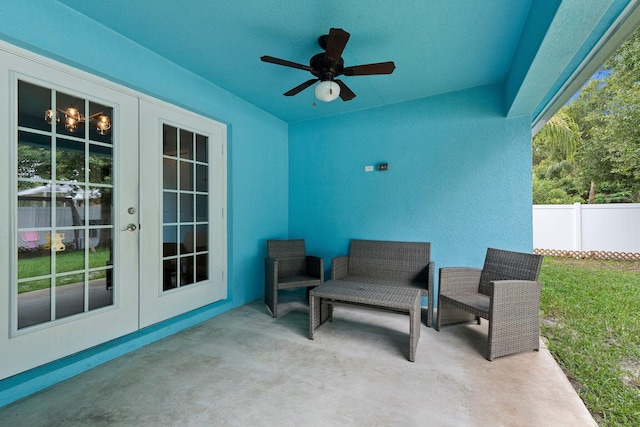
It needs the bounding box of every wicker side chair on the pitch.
[265,239,324,318]
[435,248,543,360]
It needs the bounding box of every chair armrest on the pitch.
[331,256,349,280]
[265,257,278,286]
[306,256,324,281]
[438,267,482,296]
[488,280,542,308]
[426,261,434,289]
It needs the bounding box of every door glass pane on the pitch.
[54,191,79,227]
[179,129,193,160]
[55,92,85,138]
[195,224,208,252]
[180,161,193,191]
[180,193,194,222]
[89,276,113,310]
[17,240,50,279]
[18,280,51,329]
[88,228,112,268]
[18,80,51,131]
[162,126,209,291]
[18,131,52,180]
[196,194,208,222]
[88,144,113,184]
[195,164,207,192]
[55,239,85,273]
[89,102,113,144]
[15,80,115,330]
[163,259,178,291]
[55,273,85,319]
[195,254,208,282]
[195,134,207,162]
[163,158,177,190]
[163,192,177,223]
[163,124,177,155]
[56,139,85,182]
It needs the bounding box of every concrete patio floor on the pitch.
[0,291,596,426]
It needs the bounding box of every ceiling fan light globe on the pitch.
[315,80,340,102]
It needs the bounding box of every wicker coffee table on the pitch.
[309,280,421,362]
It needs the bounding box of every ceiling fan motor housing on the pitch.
[310,53,343,80]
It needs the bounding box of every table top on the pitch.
[310,280,420,310]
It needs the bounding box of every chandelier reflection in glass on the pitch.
[45,107,112,135]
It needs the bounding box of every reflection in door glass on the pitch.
[55,273,85,320]
[16,80,115,330]
[88,144,113,184]
[18,131,52,180]
[162,125,209,291]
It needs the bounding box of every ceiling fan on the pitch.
[261,28,395,102]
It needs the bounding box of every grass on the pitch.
[539,257,640,426]
[18,247,110,293]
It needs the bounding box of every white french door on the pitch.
[138,100,227,328]
[0,44,227,380]
[0,47,140,379]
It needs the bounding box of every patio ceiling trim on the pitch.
[531,0,640,134]
[507,0,636,122]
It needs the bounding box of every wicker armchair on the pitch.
[435,248,543,360]
[265,239,324,318]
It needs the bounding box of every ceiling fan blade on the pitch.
[283,79,318,96]
[261,55,313,72]
[325,28,350,61]
[335,79,356,101]
[342,61,396,76]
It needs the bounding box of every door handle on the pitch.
[123,223,137,232]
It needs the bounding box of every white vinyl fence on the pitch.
[533,203,640,258]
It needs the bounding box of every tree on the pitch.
[532,109,585,204]
[538,27,640,203]
[534,110,581,165]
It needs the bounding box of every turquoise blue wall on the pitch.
[289,84,533,274]
[0,1,288,404]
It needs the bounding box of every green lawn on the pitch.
[539,257,640,426]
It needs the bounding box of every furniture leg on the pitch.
[409,296,420,362]
[309,294,318,339]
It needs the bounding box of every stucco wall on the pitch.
[289,83,533,276]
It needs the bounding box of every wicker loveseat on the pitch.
[331,239,435,327]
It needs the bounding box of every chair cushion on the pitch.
[439,293,490,319]
[277,274,322,290]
